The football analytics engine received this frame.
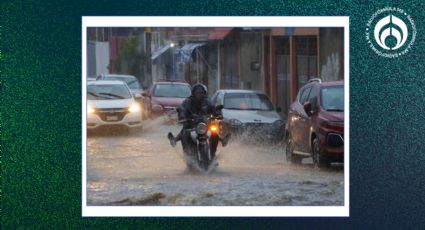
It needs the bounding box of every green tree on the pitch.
[116,36,146,82]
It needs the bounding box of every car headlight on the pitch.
[129,103,141,113]
[273,120,284,127]
[87,105,95,114]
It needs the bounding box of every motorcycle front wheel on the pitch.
[198,141,210,170]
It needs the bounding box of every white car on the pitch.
[211,89,284,142]
[87,80,143,130]
[96,74,147,118]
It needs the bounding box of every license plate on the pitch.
[106,115,118,121]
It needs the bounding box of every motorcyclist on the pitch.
[168,83,230,148]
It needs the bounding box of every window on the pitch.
[299,86,312,104]
[321,86,344,111]
[275,37,291,117]
[153,84,191,98]
[88,84,132,100]
[296,36,317,91]
[308,85,318,110]
[215,92,224,106]
[105,76,141,90]
[224,93,274,111]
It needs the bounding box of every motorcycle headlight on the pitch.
[229,119,242,126]
[209,124,218,133]
[196,122,208,134]
[129,103,141,113]
[87,105,95,114]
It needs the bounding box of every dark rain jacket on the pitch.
[179,96,222,127]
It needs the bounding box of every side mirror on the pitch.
[276,107,282,113]
[303,101,312,116]
[216,104,224,110]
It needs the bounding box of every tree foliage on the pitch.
[116,36,146,81]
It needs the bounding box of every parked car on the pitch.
[87,80,143,131]
[143,80,191,118]
[96,74,144,95]
[285,78,344,168]
[96,74,147,118]
[211,89,284,142]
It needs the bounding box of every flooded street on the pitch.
[87,117,344,206]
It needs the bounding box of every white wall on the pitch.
[95,42,110,76]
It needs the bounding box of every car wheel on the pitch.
[312,137,330,168]
[286,135,302,164]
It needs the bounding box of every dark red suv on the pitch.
[143,80,191,118]
[285,79,344,168]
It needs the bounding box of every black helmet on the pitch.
[191,83,207,96]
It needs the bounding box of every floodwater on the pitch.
[87,116,344,206]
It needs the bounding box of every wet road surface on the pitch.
[87,116,344,206]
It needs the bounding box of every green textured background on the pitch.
[2,0,424,228]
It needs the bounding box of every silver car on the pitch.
[211,89,284,142]
[96,74,144,95]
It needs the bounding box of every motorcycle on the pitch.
[179,105,225,171]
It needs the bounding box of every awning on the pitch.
[151,44,172,64]
[176,43,205,63]
[208,28,232,40]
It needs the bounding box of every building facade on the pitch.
[87,27,344,117]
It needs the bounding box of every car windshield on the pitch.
[87,84,132,100]
[321,86,344,111]
[153,84,191,98]
[224,92,274,111]
[105,76,141,90]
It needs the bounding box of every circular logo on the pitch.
[366,7,416,58]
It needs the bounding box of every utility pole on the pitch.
[143,27,152,87]
[217,40,221,90]
[144,28,152,87]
